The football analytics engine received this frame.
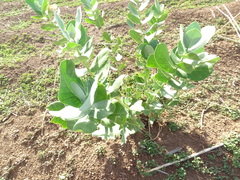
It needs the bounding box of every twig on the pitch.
[216,5,240,38]
[156,169,169,175]
[219,97,232,113]
[147,143,224,173]
[199,109,205,129]
[150,124,162,141]
[215,9,240,36]
[217,35,240,44]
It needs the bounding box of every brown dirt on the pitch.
[0,0,239,180]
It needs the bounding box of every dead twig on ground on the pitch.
[147,143,224,173]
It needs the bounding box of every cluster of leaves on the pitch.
[25,0,220,142]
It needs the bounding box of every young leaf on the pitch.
[127,19,135,29]
[139,0,150,11]
[107,75,127,93]
[154,43,175,73]
[58,60,85,107]
[129,30,142,44]
[102,31,112,42]
[47,101,65,111]
[66,21,76,39]
[51,117,67,129]
[188,26,216,52]
[187,63,214,81]
[146,54,157,68]
[73,117,98,133]
[141,44,154,59]
[90,100,116,119]
[127,13,141,24]
[41,23,57,31]
[54,13,71,41]
[183,28,202,49]
[108,102,127,125]
[141,10,154,24]
[90,48,110,83]
[154,69,170,83]
[25,0,42,16]
[94,84,108,103]
[41,0,49,15]
[185,21,201,32]
[128,2,139,17]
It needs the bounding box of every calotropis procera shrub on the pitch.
[26,0,220,142]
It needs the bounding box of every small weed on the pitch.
[224,133,240,168]
[96,146,107,156]
[167,121,184,132]
[109,157,116,165]
[139,134,165,156]
[137,159,158,176]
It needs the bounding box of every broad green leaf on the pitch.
[31,15,44,19]
[128,2,139,17]
[51,117,67,129]
[183,28,202,49]
[168,79,188,90]
[101,118,115,128]
[153,0,161,15]
[129,30,142,44]
[177,62,194,74]
[70,82,86,102]
[127,13,141,24]
[41,0,49,15]
[188,26,216,52]
[146,54,157,68]
[90,48,110,83]
[154,43,175,73]
[75,7,82,42]
[90,100,116,119]
[154,69,169,83]
[102,31,112,42]
[85,18,96,26]
[41,23,57,31]
[127,19,135,29]
[182,53,200,61]
[141,10,154,24]
[81,0,91,9]
[78,25,90,46]
[141,45,154,59]
[79,77,98,112]
[139,0,150,11]
[107,75,126,93]
[185,21,201,32]
[149,39,159,49]
[58,60,85,107]
[94,84,108,103]
[90,0,98,11]
[54,38,68,46]
[134,75,144,83]
[200,54,220,64]
[66,21,76,39]
[187,63,214,81]
[64,42,81,50]
[108,102,127,125]
[177,41,185,55]
[54,13,71,41]
[73,117,97,133]
[25,0,42,16]
[47,101,65,111]
[95,16,104,28]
